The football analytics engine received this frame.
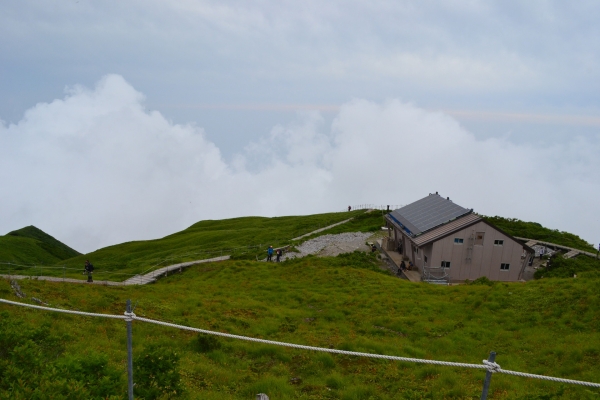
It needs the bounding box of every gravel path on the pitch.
[282,232,373,261]
[0,256,230,286]
[291,218,353,241]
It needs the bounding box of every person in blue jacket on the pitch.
[267,246,274,262]
[84,260,94,282]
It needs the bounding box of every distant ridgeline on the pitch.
[0,225,80,265]
[0,213,595,273]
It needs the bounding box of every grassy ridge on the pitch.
[482,216,596,253]
[64,211,367,276]
[1,211,594,282]
[1,253,599,398]
[0,226,81,266]
[0,235,65,265]
[7,226,81,259]
[0,211,379,280]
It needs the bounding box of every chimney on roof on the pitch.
[436,191,438,195]
[447,197,449,200]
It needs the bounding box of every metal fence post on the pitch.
[126,299,134,400]
[480,351,496,400]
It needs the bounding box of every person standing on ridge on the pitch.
[276,248,282,262]
[267,246,274,262]
[84,260,94,283]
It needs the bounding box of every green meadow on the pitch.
[2,251,600,399]
[0,210,381,280]
[1,211,599,398]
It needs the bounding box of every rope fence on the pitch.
[348,204,403,211]
[1,297,599,400]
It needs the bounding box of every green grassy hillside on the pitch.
[1,210,385,280]
[7,226,80,259]
[2,211,595,284]
[2,210,596,286]
[1,252,599,399]
[0,226,80,266]
[483,216,596,253]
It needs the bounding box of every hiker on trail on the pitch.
[84,260,94,283]
[539,247,545,260]
[348,206,351,212]
[276,248,282,262]
[267,246,274,262]
[371,243,377,252]
[400,260,407,272]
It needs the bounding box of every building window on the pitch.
[454,238,464,244]
[475,232,485,246]
[414,247,419,254]
[424,255,428,263]
[494,240,504,246]
[441,261,451,268]
[500,263,510,270]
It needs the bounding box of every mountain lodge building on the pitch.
[383,193,534,283]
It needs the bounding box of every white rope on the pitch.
[2,298,600,388]
[133,315,487,369]
[130,317,600,387]
[0,298,126,320]
[482,360,600,388]
[483,360,501,373]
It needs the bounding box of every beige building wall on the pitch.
[423,243,433,268]
[428,221,526,282]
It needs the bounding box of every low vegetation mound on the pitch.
[483,215,595,252]
[535,254,600,280]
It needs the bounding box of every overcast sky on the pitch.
[1,1,598,253]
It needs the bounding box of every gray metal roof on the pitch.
[412,213,481,246]
[388,194,472,236]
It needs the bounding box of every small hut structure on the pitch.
[384,193,533,283]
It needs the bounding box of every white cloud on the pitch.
[1,75,598,253]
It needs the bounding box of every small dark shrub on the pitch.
[279,322,297,333]
[194,333,221,353]
[468,276,494,286]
